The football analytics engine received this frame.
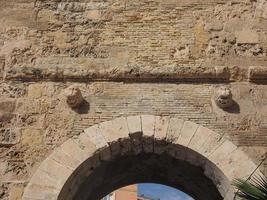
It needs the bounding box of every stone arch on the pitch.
[22,115,262,200]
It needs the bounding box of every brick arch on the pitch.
[22,115,262,200]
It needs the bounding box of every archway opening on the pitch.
[103,183,195,200]
[58,144,229,200]
[23,116,260,200]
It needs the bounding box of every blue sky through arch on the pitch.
[138,183,194,200]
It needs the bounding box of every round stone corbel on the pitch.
[65,86,84,108]
[214,86,233,109]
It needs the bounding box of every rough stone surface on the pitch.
[9,185,24,200]
[21,128,44,146]
[0,98,16,113]
[236,29,259,45]
[0,0,266,82]
[0,81,265,199]
[0,81,266,199]
[0,0,266,199]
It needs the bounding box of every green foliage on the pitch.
[233,176,267,200]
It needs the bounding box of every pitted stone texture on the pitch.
[0,128,20,146]
[21,128,44,146]
[0,98,16,113]
[1,0,267,83]
[28,84,45,99]
[236,29,259,45]
[249,66,267,82]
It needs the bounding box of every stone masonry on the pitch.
[0,0,267,199]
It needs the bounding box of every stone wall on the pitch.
[0,0,267,199]
[0,0,267,82]
[1,81,267,199]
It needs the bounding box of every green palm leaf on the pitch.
[233,176,267,200]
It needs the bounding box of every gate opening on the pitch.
[102,183,195,200]
[60,152,225,200]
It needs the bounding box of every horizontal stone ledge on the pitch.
[4,65,230,82]
[248,66,267,82]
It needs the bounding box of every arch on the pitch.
[22,115,263,200]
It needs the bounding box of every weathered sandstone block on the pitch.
[21,128,44,146]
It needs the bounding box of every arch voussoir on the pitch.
[75,132,97,158]
[38,158,74,188]
[97,117,131,156]
[154,116,170,154]
[209,140,259,181]
[219,148,258,180]
[176,121,199,146]
[23,169,61,200]
[154,116,170,141]
[188,125,215,153]
[59,139,91,164]
[23,184,59,200]
[50,147,81,170]
[23,157,74,200]
[141,115,156,153]
[166,118,184,142]
[84,125,111,161]
[126,115,143,154]
[126,115,142,138]
[200,132,225,157]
